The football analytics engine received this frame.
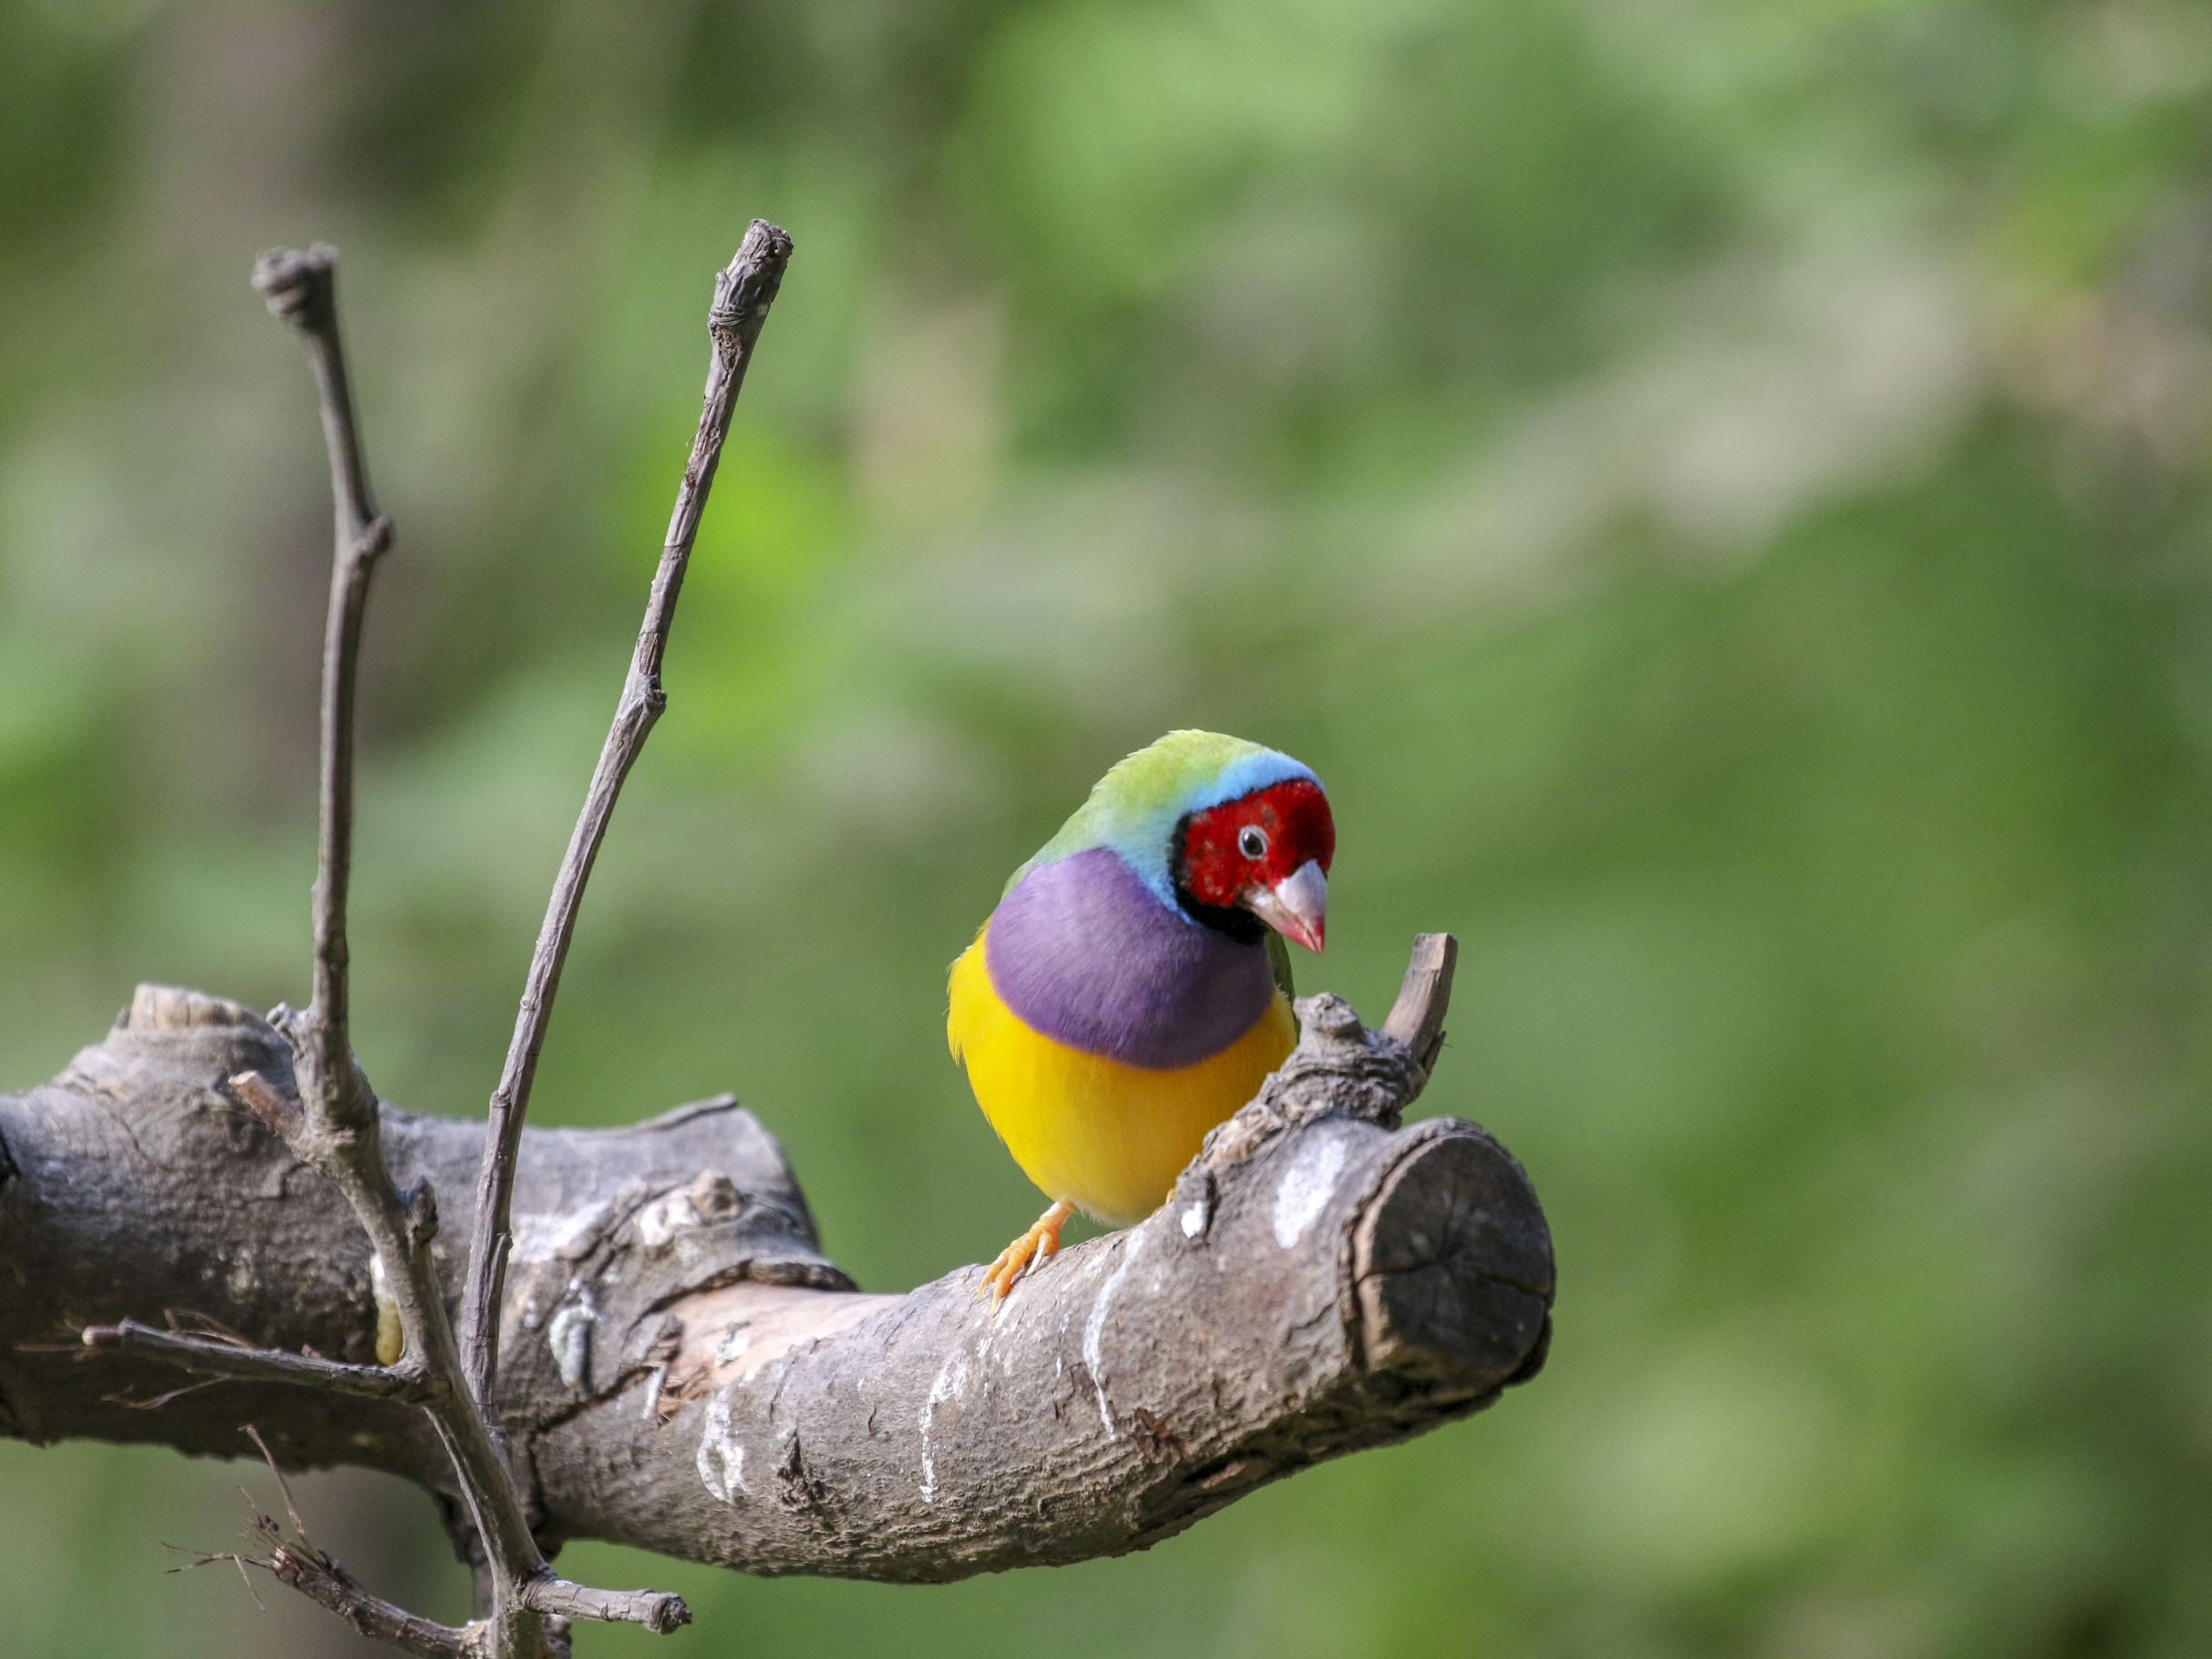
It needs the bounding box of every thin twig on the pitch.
[216,1454,487,1659]
[168,1541,270,1611]
[258,1537,486,1659]
[115,234,764,1656]
[162,1308,255,1345]
[80,1320,437,1403]
[250,244,568,1655]
[104,1378,226,1410]
[232,1422,480,1655]
[243,1424,308,1538]
[460,218,794,1405]
[250,244,392,1129]
[232,1549,268,1610]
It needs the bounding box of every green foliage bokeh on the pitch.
[2,1,2210,1654]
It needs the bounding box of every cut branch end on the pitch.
[251,243,337,327]
[1382,931,1457,1072]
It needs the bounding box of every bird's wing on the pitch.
[1266,929,1296,1003]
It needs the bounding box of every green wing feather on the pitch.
[1266,930,1296,1002]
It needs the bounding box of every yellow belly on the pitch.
[947,928,1296,1227]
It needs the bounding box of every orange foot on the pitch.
[978,1201,1077,1307]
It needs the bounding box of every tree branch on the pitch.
[1,943,1552,1586]
[0,236,1553,1651]
[238,246,695,1658]
[462,218,795,1410]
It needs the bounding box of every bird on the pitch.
[948,729,1334,1302]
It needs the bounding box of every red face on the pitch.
[1177,778,1335,911]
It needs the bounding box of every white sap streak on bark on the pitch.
[917,1352,969,1504]
[697,1389,746,1503]
[1081,1231,1145,1438]
[547,1280,597,1391]
[1272,1134,1346,1249]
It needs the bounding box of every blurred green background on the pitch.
[3,0,2210,1654]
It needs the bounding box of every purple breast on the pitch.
[985,847,1277,1070]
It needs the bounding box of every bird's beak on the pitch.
[1242,860,1328,953]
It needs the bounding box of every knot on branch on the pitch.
[1198,994,1429,1172]
[260,1001,385,1141]
[499,1161,852,1420]
[251,244,337,328]
[77,985,296,1124]
[401,1178,439,1252]
[1190,932,1456,1191]
[355,513,394,563]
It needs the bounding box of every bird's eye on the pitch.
[1238,825,1268,860]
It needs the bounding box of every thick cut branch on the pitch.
[462,219,795,1408]
[0,938,1552,1584]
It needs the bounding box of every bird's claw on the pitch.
[977,1201,1076,1308]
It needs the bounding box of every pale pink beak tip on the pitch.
[1243,860,1329,954]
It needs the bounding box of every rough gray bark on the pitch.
[0,952,1551,1583]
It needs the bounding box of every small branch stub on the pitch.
[520,1577,690,1636]
[228,1069,303,1142]
[1382,931,1457,1073]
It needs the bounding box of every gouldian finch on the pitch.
[949,729,1334,1301]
